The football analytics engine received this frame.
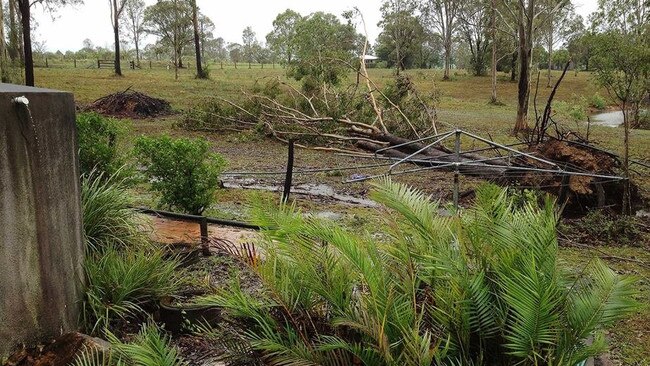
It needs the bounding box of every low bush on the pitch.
[83,247,180,334]
[589,93,607,110]
[555,99,588,122]
[77,113,127,177]
[199,181,639,365]
[134,135,226,215]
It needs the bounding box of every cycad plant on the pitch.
[199,180,639,366]
[74,323,186,366]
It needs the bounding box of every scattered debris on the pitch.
[87,88,172,119]
[3,333,110,366]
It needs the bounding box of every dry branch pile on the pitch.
[181,75,640,213]
[87,89,172,119]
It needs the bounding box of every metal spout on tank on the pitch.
[12,95,30,106]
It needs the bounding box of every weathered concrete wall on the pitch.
[0,83,84,356]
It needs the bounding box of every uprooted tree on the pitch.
[181,51,639,213]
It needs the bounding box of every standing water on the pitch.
[590,110,624,127]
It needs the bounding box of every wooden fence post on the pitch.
[200,216,210,256]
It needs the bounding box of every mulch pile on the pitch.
[87,88,172,119]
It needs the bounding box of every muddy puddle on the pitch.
[144,215,257,245]
[590,110,623,127]
[222,179,378,207]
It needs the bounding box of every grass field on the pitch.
[30,65,650,364]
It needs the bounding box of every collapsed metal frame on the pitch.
[338,129,627,209]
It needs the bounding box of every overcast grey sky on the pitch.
[33,0,600,52]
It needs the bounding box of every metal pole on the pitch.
[453,129,461,210]
[282,139,295,203]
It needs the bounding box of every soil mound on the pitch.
[87,89,172,119]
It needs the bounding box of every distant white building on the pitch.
[362,55,379,64]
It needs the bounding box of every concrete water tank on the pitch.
[0,83,84,356]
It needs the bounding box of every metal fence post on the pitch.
[453,129,461,210]
[282,139,295,203]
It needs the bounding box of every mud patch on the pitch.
[145,216,257,245]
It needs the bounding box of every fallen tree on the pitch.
[181,73,642,213]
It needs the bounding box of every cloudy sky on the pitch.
[33,0,600,52]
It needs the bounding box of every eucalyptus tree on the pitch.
[377,0,425,73]
[121,0,144,67]
[107,0,128,75]
[143,0,193,69]
[590,0,649,213]
[498,0,572,133]
[458,0,491,76]
[198,14,214,61]
[16,0,82,86]
[590,0,648,35]
[265,9,301,65]
[241,26,257,69]
[4,0,22,63]
[539,0,576,87]
[227,42,241,68]
[190,0,206,78]
[421,0,461,80]
[290,11,358,90]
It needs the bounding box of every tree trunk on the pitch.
[7,0,18,62]
[443,42,451,80]
[113,25,122,76]
[0,0,6,81]
[622,102,631,214]
[514,1,534,134]
[546,31,553,88]
[510,49,517,81]
[490,0,497,103]
[17,0,33,86]
[191,0,205,78]
[14,0,23,64]
[135,38,140,67]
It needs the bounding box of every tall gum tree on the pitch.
[501,0,570,134]
[190,0,206,78]
[266,9,302,66]
[109,0,128,76]
[422,0,460,80]
[16,0,82,86]
[122,0,145,67]
[377,0,424,73]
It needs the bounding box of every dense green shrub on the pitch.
[589,93,607,110]
[135,135,226,215]
[81,170,146,251]
[198,181,639,365]
[77,113,126,177]
[555,99,588,122]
